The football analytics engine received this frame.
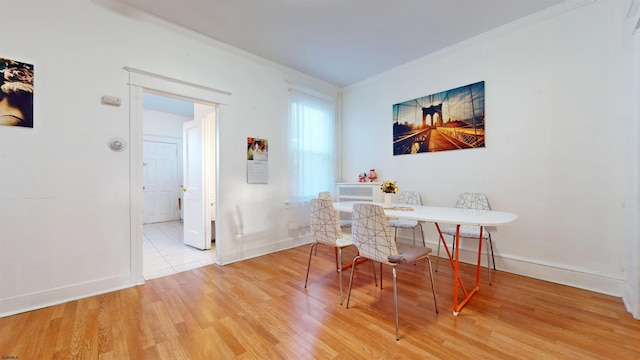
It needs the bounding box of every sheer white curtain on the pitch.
[288,89,336,202]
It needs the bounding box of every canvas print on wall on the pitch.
[393,81,484,155]
[0,57,34,128]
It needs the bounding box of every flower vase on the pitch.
[384,193,392,208]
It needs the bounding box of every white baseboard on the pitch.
[623,283,640,319]
[411,238,626,297]
[0,274,134,318]
[493,254,625,296]
[220,233,313,265]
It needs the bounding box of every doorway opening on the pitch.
[141,92,217,280]
[127,67,230,285]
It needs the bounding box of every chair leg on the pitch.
[412,224,425,266]
[426,256,438,313]
[392,266,399,341]
[489,235,496,270]
[485,238,492,285]
[412,226,416,246]
[486,235,495,285]
[371,259,378,287]
[436,235,455,272]
[380,262,384,289]
[435,237,441,271]
[346,255,364,309]
[338,247,344,304]
[304,243,317,289]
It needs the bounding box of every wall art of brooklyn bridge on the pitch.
[393,81,485,155]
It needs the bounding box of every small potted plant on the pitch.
[380,181,398,208]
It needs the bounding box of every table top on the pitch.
[333,201,517,227]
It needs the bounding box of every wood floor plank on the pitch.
[1,244,639,359]
[155,337,190,360]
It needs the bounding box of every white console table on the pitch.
[336,182,383,202]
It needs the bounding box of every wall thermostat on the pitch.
[108,137,127,152]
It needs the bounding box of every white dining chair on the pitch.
[346,203,438,340]
[305,198,354,304]
[388,190,425,247]
[318,191,352,228]
[437,192,496,284]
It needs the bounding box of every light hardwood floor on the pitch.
[1,244,638,359]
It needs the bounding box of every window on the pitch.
[288,89,336,201]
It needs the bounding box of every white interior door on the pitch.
[143,140,179,224]
[183,118,211,250]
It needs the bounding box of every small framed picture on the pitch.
[1,57,34,128]
[247,137,268,184]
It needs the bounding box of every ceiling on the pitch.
[116,0,565,88]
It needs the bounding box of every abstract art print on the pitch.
[0,57,34,128]
[393,81,484,155]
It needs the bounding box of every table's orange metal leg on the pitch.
[435,223,467,291]
[452,225,484,315]
[474,227,484,286]
[434,223,484,316]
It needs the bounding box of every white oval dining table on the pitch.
[333,201,518,315]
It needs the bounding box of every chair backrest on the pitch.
[310,198,342,245]
[351,203,398,263]
[455,192,490,210]
[318,191,333,200]
[397,190,422,206]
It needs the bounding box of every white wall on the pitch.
[625,0,640,319]
[341,0,634,297]
[0,0,335,317]
[143,109,189,139]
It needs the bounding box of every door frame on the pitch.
[127,67,230,285]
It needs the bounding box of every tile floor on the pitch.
[143,220,217,280]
